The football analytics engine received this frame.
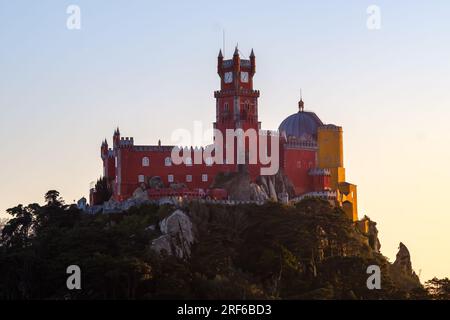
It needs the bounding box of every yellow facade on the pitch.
[338,182,358,221]
[317,125,358,221]
[317,125,344,188]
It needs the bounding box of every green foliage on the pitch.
[425,277,450,300]
[93,177,113,205]
[0,193,435,300]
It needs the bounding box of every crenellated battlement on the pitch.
[285,140,318,150]
[119,137,134,147]
[309,168,331,176]
[214,89,260,98]
[319,124,342,131]
[133,145,174,152]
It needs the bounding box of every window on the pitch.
[142,157,150,167]
[165,157,172,166]
[205,157,213,166]
[115,157,118,168]
[224,103,229,112]
[296,161,302,168]
[168,174,174,183]
[202,174,208,182]
[186,175,192,182]
[138,175,145,183]
[185,157,193,166]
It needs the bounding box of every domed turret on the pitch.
[278,99,323,140]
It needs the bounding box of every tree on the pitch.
[1,204,36,248]
[425,277,450,300]
[45,190,63,207]
[94,177,113,205]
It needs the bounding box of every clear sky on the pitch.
[1,0,449,282]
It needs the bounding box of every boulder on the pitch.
[250,183,269,202]
[132,187,149,201]
[151,235,172,255]
[151,210,195,259]
[148,176,164,189]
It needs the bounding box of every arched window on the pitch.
[165,157,172,166]
[224,103,229,112]
[142,157,150,167]
[185,157,193,166]
[205,157,213,166]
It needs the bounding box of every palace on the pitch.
[90,47,358,221]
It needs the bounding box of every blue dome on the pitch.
[278,111,323,140]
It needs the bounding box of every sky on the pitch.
[1,0,449,282]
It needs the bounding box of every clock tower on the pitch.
[214,47,260,134]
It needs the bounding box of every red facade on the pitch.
[92,48,331,203]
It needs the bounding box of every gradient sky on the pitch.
[1,0,449,281]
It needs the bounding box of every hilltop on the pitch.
[0,191,436,299]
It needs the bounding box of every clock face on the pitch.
[240,72,249,83]
[224,72,233,83]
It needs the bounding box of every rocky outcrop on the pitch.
[151,210,195,259]
[211,171,253,201]
[367,219,381,253]
[393,242,417,276]
[357,215,381,253]
[390,242,421,290]
[132,187,149,201]
[212,168,295,202]
[148,176,164,189]
[256,170,295,200]
[250,183,269,202]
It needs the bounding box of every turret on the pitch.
[113,127,120,148]
[217,49,223,74]
[101,139,108,159]
[250,49,256,75]
[233,46,240,75]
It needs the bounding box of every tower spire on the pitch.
[298,89,304,112]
